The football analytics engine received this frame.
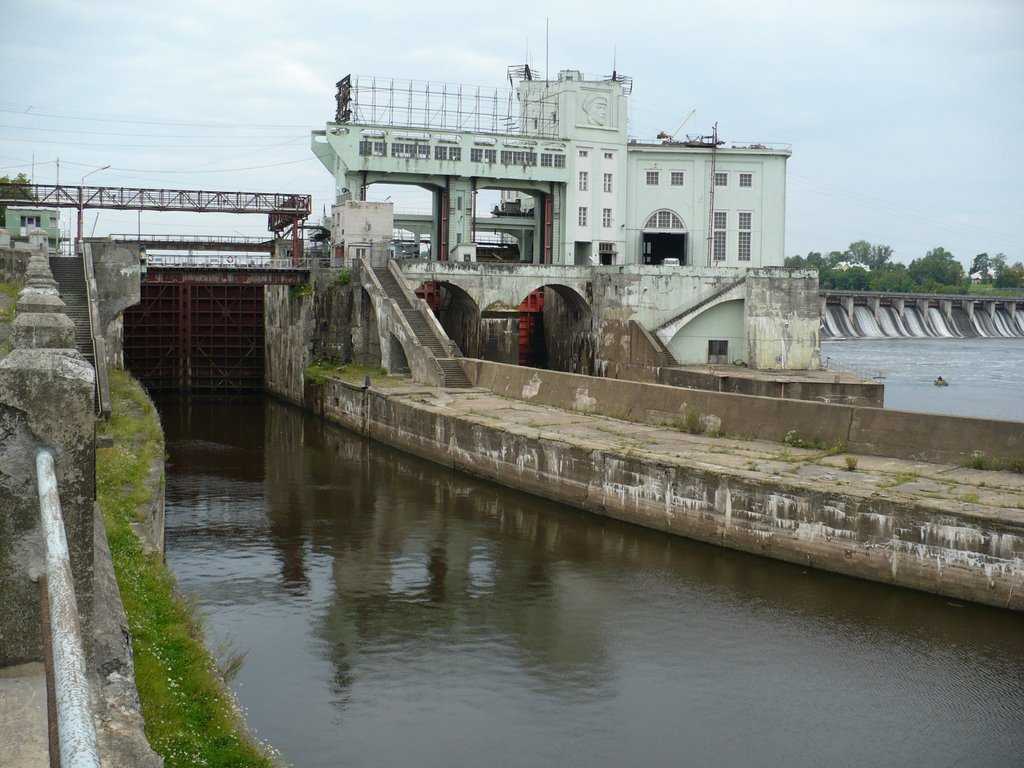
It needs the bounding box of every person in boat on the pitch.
[934,376,949,387]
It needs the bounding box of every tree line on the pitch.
[784,240,1024,293]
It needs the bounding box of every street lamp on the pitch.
[77,164,110,253]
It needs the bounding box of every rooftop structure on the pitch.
[313,67,790,268]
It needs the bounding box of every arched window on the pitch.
[644,209,685,230]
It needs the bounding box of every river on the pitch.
[159,396,1024,768]
[822,337,1024,421]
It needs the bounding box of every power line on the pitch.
[0,123,308,139]
[0,105,312,129]
[0,134,308,150]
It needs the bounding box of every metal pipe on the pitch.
[37,449,102,768]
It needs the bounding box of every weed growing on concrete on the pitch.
[844,456,858,471]
[289,282,313,300]
[334,268,351,288]
[99,370,275,768]
[961,452,1024,473]
[679,409,704,435]
[305,358,388,386]
[961,492,980,503]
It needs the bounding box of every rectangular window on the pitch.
[471,147,483,162]
[449,147,461,161]
[599,241,615,265]
[713,211,727,261]
[484,149,497,163]
[434,145,446,160]
[671,171,685,186]
[416,143,430,159]
[579,171,589,191]
[739,172,752,187]
[646,170,659,185]
[602,208,612,227]
[553,154,565,168]
[500,150,512,164]
[358,140,372,156]
[578,206,588,226]
[604,152,613,160]
[738,212,752,261]
[708,339,729,364]
[392,142,414,158]
[603,173,612,193]
[541,153,553,167]
[714,171,728,186]
[374,141,386,156]
[579,149,589,158]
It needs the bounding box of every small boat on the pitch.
[934,376,949,387]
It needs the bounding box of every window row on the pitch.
[577,207,615,228]
[713,211,753,261]
[359,139,565,167]
[715,171,754,187]
[643,170,754,187]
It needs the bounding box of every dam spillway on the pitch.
[821,292,1024,339]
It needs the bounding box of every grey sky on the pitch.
[4,0,1022,266]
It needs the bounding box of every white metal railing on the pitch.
[145,254,323,270]
[37,449,101,768]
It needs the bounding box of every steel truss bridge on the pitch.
[0,182,311,261]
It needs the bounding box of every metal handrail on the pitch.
[37,449,102,768]
[81,244,111,417]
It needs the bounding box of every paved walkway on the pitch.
[375,382,1024,522]
[0,662,49,767]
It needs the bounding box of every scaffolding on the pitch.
[334,72,560,137]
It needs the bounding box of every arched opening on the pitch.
[518,285,594,374]
[667,299,746,365]
[388,333,410,374]
[642,209,688,266]
[353,287,381,367]
[415,281,487,359]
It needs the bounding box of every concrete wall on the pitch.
[289,375,1024,612]
[668,299,745,364]
[657,367,885,407]
[458,360,1023,466]
[0,243,32,282]
[744,269,821,370]
[0,251,95,665]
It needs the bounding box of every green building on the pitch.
[3,207,61,252]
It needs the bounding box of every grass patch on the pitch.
[0,280,19,321]
[844,456,858,471]
[98,369,274,768]
[305,358,390,386]
[963,451,1024,474]
[288,282,313,300]
[334,268,351,287]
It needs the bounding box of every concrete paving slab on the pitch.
[394,387,1024,524]
[0,662,49,767]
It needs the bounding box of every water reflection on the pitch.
[160,396,1024,768]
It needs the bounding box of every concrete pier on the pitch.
[281,370,1024,612]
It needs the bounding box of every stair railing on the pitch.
[81,243,111,417]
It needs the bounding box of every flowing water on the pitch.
[823,338,1024,420]
[159,396,1024,768]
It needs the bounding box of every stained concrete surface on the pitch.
[0,662,49,767]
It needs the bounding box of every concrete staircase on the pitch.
[372,266,471,388]
[49,256,95,364]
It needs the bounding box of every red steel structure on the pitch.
[0,182,310,264]
[123,281,266,391]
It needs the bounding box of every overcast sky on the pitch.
[4,0,1022,265]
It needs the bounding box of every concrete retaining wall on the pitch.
[289,376,1024,612]
[658,367,885,407]
[459,360,1023,466]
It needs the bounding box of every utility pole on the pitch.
[706,122,719,267]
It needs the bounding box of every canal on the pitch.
[159,396,1024,768]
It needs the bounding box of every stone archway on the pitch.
[517,284,595,374]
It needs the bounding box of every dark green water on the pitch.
[159,395,1024,768]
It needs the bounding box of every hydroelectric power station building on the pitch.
[310,67,820,375]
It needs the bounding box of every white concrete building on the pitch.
[312,68,790,268]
